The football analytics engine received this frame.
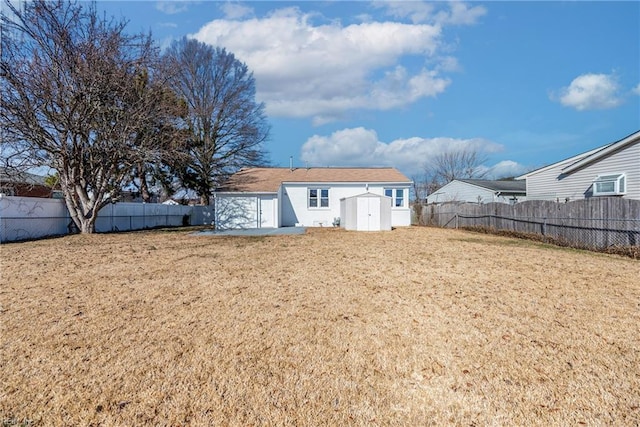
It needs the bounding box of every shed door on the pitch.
[357,196,381,231]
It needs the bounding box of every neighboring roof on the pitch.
[218,167,412,192]
[515,146,606,180]
[457,179,526,193]
[516,130,640,179]
[562,130,640,174]
[0,167,47,186]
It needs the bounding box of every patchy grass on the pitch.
[1,227,639,426]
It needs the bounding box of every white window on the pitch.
[309,188,329,208]
[592,173,626,196]
[384,188,405,207]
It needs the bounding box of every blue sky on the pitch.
[97,1,640,179]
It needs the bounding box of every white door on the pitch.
[368,197,380,231]
[357,196,381,231]
[259,196,276,228]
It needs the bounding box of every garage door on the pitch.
[215,196,258,229]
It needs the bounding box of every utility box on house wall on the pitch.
[340,192,392,231]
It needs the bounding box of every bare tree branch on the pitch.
[423,147,488,194]
[162,38,270,205]
[1,0,179,232]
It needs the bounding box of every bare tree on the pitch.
[1,0,176,232]
[162,38,269,205]
[126,72,189,203]
[424,147,488,194]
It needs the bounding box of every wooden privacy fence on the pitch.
[418,198,640,250]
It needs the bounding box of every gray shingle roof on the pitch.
[458,179,526,193]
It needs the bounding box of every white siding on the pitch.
[527,141,640,201]
[281,183,411,227]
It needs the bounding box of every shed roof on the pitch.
[458,179,526,193]
[218,167,411,192]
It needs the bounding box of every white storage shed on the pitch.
[340,192,392,231]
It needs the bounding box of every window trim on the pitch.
[384,188,406,208]
[592,173,626,196]
[308,187,330,209]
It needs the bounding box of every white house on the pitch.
[426,179,526,205]
[517,130,640,201]
[214,167,412,229]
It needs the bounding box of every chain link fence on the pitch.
[416,198,640,257]
[1,196,214,242]
[455,214,639,249]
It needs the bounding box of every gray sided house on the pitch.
[518,130,640,201]
[426,179,526,205]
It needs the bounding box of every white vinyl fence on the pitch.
[0,195,214,243]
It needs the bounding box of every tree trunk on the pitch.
[200,193,210,206]
[64,191,99,234]
[79,219,96,234]
[137,163,152,203]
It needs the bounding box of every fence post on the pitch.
[455,213,459,229]
[542,217,547,236]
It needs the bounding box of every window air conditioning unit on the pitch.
[592,173,626,196]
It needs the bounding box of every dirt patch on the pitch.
[1,227,639,426]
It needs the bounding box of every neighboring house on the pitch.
[215,167,412,229]
[426,179,526,205]
[517,130,640,201]
[0,168,58,198]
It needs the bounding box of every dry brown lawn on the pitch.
[1,226,639,426]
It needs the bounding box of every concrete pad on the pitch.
[194,227,307,237]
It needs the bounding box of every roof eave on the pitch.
[516,145,607,179]
[281,180,412,185]
[561,130,640,174]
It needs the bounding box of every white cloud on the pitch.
[190,6,469,123]
[555,73,623,111]
[436,2,487,26]
[219,2,254,20]
[479,160,529,179]
[374,1,435,24]
[374,1,486,25]
[155,1,199,15]
[632,83,640,96]
[300,127,511,176]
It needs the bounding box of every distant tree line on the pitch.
[0,0,269,233]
